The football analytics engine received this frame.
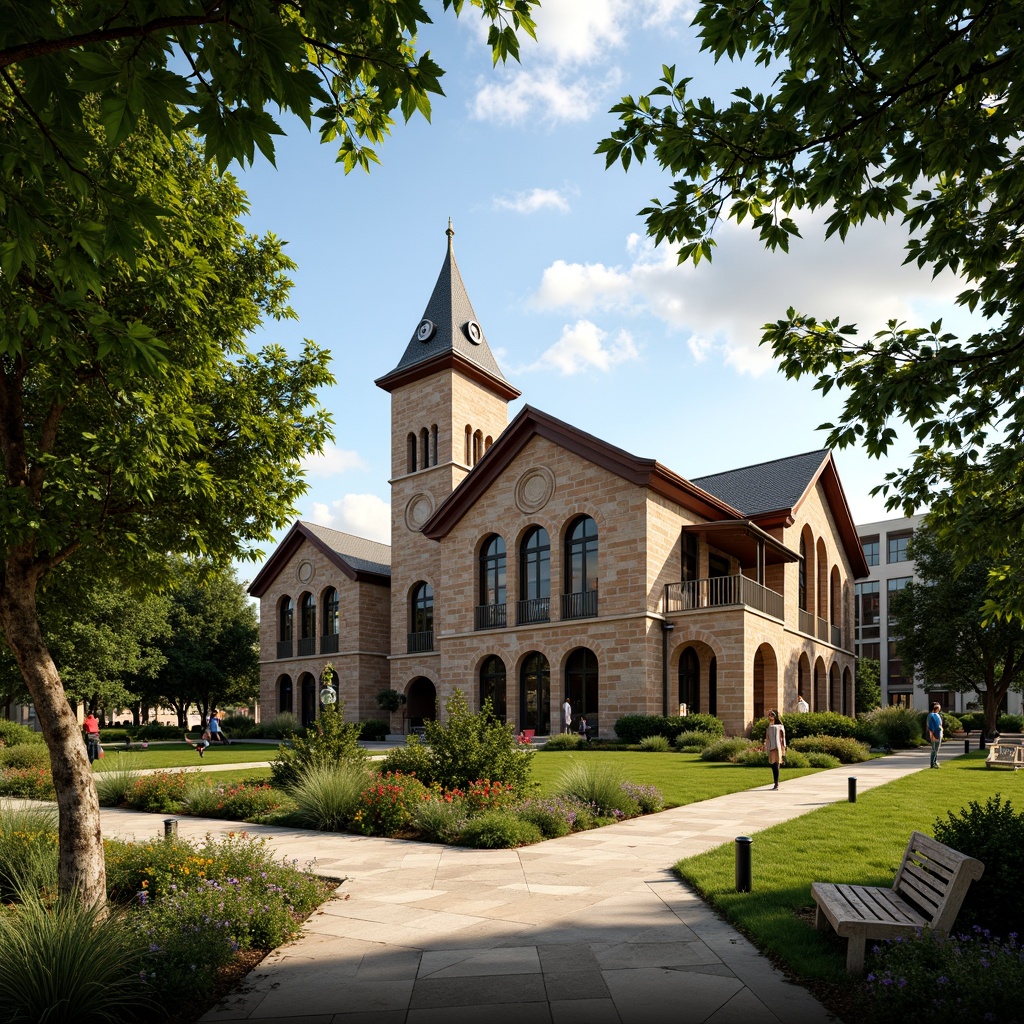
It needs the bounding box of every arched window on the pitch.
[473,429,483,465]
[476,535,506,629]
[679,646,700,714]
[298,593,316,655]
[407,433,417,473]
[409,582,434,652]
[565,647,599,724]
[518,526,550,624]
[321,588,339,654]
[798,537,807,611]
[485,435,493,451]
[465,425,472,465]
[420,427,429,469]
[480,655,507,721]
[520,652,550,734]
[563,515,598,619]
[278,676,293,713]
[431,424,438,466]
[277,597,293,658]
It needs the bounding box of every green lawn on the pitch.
[528,749,820,806]
[674,750,1024,983]
[94,742,279,772]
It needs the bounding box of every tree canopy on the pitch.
[891,524,1024,737]
[599,1,1024,617]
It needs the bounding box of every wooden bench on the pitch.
[810,830,984,973]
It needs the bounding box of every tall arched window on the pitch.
[420,427,430,469]
[480,655,507,721]
[298,593,316,655]
[277,597,293,658]
[431,424,438,466]
[565,647,599,724]
[465,425,472,464]
[678,646,700,713]
[321,588,339,654]
[520,652,550,734]
[563,515,598,619]
[278,676,293,713]
[798,537,807,611]
[518,526,550,624]
[472,429,483,465]
[476,535,506,629]
[409,582,434,652]
[407,433,417,473]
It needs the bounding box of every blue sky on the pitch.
[230,0,966,567]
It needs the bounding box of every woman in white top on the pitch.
[765,710,786,791]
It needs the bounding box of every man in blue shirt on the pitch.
[926,703,943,768]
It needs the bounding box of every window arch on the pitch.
[678,646,700,714]
[407,432,417,473]
[409,582,434,652]
[277,675,293,714]
[298,593,316,655]
[518,526,550,624]
[565,647,599,725]
[277,596,294,658]
[431,424,438,466]
[420,427,429,469]
[321,588,339,654]
[485,435,493,451]
[480,655,507,721]
[473,429,483,465]
[476,535,507,629]
[464,425,472,464]
[520,652,550,734]
[563,515,598,619]
[798,537,807,611]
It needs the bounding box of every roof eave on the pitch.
[375,350,521,401]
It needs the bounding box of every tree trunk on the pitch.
[0,563,106,907]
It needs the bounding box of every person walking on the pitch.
[927,702,944,768]
[208,710,229,745]
[797,694,809,713]
[764,710,786,791]
[82,712,101,764]
[563,698,572,735]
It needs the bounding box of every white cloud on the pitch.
[530,214,964,376]
[300,445,367,477]
[527,319,639,375]
[472,67,617,125]
[308,494,390,544]
[493,187,571,214]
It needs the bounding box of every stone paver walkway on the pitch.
[94,745,949,1024]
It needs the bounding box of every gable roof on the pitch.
[694,450,869,578]
[374,223,520,402]
[421,405,743,539]
[248,521,391,597]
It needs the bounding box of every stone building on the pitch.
[249,228,868,738]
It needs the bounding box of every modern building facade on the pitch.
[249,228,869,738]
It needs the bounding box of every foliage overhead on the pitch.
[599,1,1024,616]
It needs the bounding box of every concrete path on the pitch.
[94,745,947,1024]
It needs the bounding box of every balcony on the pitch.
[407,630,434,653]
[664,575,783,621]
[831,623,842,647]
[798,608,815,636]
[276,640,293,659]
[516,598,550,625]
[561,589,598,620]
[475,603,507,630]
[321,632,339,655]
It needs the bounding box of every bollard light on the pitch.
[163,818,178,839]
[980,734,986,751]
[964,739,970,755]
[848,777,857,803]
[735,835,752,893]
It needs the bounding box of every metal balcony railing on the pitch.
[297,636,316,656]
[561,590,598,620]
[475,603,507,630]
[831,624,842,647]
[407,630,434,653]
[798,608,815,636]
[816,617,829,642]
[664,575,783,621]
[320,633,339,655]
[276,640,293,659]
[516,598,550,625]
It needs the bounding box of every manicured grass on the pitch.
[93,742,279,772]
[528,750,820,807]
[198,767,274,785]
[674,750,1024,984]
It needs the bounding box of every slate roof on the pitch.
[301,523,391,576]
[690,450,830,516]
[376,223,515,391]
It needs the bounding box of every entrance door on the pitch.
[519,653,550,734]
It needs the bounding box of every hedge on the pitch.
[614,713,724,744]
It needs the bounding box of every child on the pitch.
[578,715,589,742]
[185,729,212,757]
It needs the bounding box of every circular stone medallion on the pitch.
[297,560,314,583]
[515,467,555,514]
[405,492,436,532]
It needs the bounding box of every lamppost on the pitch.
[319,661,337,710]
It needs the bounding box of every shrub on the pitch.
[457,810,543,849]
[94,753,144,806]
[804,752,840,769]
[554,761,640,818]
[918,710,962,737]
[133,722,186,741]
[673,730,713,751]
[125,770,190,813]
[219,713,257,738]
[379,737,434,780]
[542,733,585,750]
[638,734,671,752]
[375,689,406,713]
[0,742,50,770]
[862,928,1024,1024]
[258,712,299,739]
[0,765,55,799]
[358,719,390,741]
[0,720,43,747]
[859,706,923,749]
[271,702,367,791]
[699,737,755,762]
[735,747,813,768]
[957,711,986,734]
[620,781,664,813]
[513,795,592,838]
[751,711,859,742]
[411,794,468,843]
[350,772,430,837]
[789,734,871,763]
[0,802,58,902]
[614,713,723,743]
[997,713,1023,733]
[0,895,153,1024]
[933,795,1024,937]
[289,761,371,831]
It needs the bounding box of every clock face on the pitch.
[416,319,435,342]
[465,320,482,344]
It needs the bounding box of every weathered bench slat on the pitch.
[811,830,984,973]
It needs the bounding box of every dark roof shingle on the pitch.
[690,450,829,516]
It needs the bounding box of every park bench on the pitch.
[985,741,1024,769]
[810,830,984,973]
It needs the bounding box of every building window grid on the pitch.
[861,536,879,566]
[887,531,912,563]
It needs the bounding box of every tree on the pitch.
[854,658,881,716]
[599,1,1024,616]
[154,558,260,729]
[890,525,1024,737]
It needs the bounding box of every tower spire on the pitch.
[446,217,454,250]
